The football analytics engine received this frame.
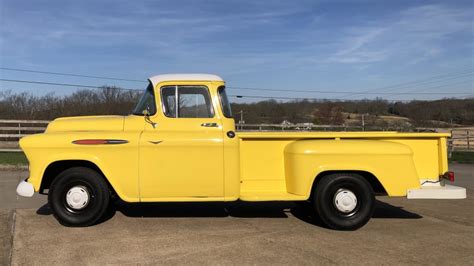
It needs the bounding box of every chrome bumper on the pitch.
[16,180,34,197]
[407,184,466,199]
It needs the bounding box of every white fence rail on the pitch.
[235,123,422,132]
[448,129,473,152]
[0,119,472,152]
[0,119,49,152]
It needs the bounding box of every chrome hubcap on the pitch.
[334,188,357,213]
[66,186,90,210]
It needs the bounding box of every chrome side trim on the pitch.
[104,139,129,144]
[72,139,129,145]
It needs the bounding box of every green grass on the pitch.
[0,152,28,166]
[0,151,472,166]
[450,151,474,164]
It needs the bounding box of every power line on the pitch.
[228,83,473,95]
[0,81,471,104]
[370,72,474,94]
[382,79,473,96]
[4,77,469,96]
[229,77,473,101]
[1,78,471,102]
[1,66,472,95]
[2,76,470,97]
[228,72,473,96]
[339,70,474,98]
[0,78,141,91]
[0,67,146,83]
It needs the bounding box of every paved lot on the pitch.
[1,164,473,265]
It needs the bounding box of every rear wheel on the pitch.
[312,173,375,230]
[48,167,110,226]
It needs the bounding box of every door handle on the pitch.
[201,123,219,127]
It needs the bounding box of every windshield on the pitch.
[132,83,156,115]
[218,86,232,118]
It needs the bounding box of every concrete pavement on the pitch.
[1,164,473,264]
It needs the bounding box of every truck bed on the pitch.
[236,131,450,200]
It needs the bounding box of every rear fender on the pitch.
[284,139,420,197]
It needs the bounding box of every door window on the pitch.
[161,86,214,118]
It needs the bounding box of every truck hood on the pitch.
[46,115,125,133]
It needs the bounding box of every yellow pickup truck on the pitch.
[16,74,466,230]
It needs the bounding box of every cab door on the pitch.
[139,85,224,200]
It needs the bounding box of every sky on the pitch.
[0,0,473,102]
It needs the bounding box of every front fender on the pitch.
[20,132,140,202]
[284,139,420,197]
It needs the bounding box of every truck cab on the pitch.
[132,74,240,201]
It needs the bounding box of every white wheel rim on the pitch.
[66,186,90,210]
[334,188,357,213]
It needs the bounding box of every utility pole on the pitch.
[237,110,245,130]
[361,114,365,131]
[238,110,245,124]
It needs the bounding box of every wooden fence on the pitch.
[0,119,472,152]
[235,123,427,132]
[447,129,473,152]
[0,119,50,152]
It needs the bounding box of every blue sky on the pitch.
[0,0,473,101]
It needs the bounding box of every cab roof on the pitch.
[148,74,223,87]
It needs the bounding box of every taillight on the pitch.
[442,171,455,182]
[447,172,455,182]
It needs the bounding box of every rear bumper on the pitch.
[16,180,35,197]
[407,184,466,199]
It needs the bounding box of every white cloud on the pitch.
[328,28,387,63]
[327,4,472,64]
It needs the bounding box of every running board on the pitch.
[239,191,307,201]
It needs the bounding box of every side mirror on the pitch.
[143,104,153,116]
[143,105,157,128]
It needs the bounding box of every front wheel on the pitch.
[312,173,375,230]
[48,167,110,226]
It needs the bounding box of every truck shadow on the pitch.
[36,199,421,228]
[289,200,422,228]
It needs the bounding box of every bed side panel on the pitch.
[385,138,446,181]
[239,139,292,193]
[284,140,420,197]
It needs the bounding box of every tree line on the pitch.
[0,87,472,127]
[232,97,474,127]
[0,87,141,120]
